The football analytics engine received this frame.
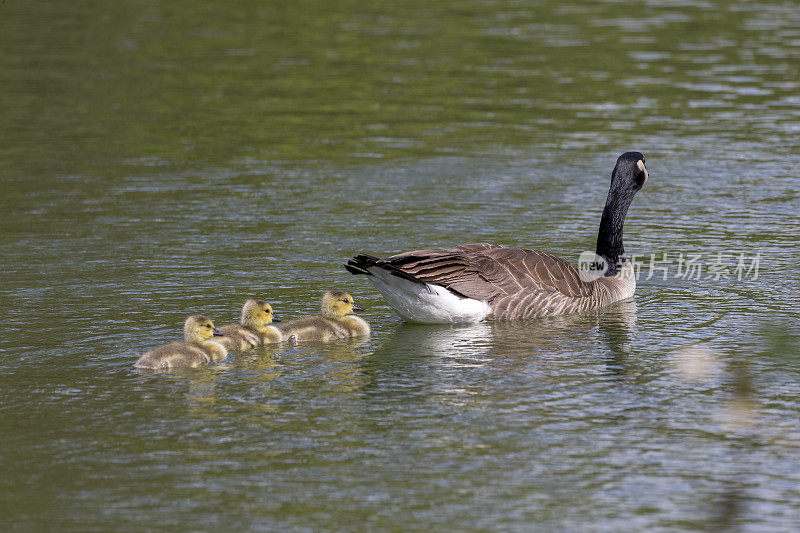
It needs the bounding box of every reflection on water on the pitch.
[298,338,373,393]
[596,300,639,375]
[378,322,494,366]
[2,0,800,530]
[372,302,641,411]
[183,371,225,420]
[378,299,638,366]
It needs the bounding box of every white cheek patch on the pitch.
[637,159,648,183]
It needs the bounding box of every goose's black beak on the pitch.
[272,316,282,323]
[352,303,366,312]
[213,328,223,337]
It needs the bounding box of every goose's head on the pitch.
[321,289,365,319]
[184,314,222,343]
[612,151,648,194]
[240,298,280,332]
[595,151,649,275]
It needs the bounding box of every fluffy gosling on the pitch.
[277,289,370,342]
[135,315,227,369]
[215,299,283,351]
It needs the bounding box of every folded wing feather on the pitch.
[381,243,592,305]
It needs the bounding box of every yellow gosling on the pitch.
[215,299,283,351]
[135,315,228,369]
[277,289,370,342]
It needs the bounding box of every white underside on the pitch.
[366,268,490,324]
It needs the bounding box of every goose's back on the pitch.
[382,243,626,320]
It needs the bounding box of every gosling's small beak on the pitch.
[213,328,223,337]
[272,316,281,323]
[352,303,365,312]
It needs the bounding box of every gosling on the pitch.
[277,289,370,342]
[214,299,283,351]
[135,314,228,369]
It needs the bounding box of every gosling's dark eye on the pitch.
[205,325,212,328]
[342,299,349,303]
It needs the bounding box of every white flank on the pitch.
[366,267,490,324]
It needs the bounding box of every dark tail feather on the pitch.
[344,254,381,276]
[344,262,371,275]
[345,253,432,288]
[347,252,470,298]
[346,252,472,300]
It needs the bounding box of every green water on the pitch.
[2,0,799,531]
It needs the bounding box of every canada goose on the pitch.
[276,289,370,341]
[345,152,648,323]
[214,299,283,351]
[135,314,228,369]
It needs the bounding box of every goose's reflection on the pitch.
[375,321,495,366]
[363,322,495,408]
[363,301,639,410]
[596,299,639,376]
[372,298,638,373]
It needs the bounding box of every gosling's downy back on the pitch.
[216,299,283,351]
[277,290,370,341]
[135,314,227,369]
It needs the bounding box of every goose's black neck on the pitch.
[595,184,636,276]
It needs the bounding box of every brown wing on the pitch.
[383,242,592,303]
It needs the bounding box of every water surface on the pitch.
[1,0,799,530]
